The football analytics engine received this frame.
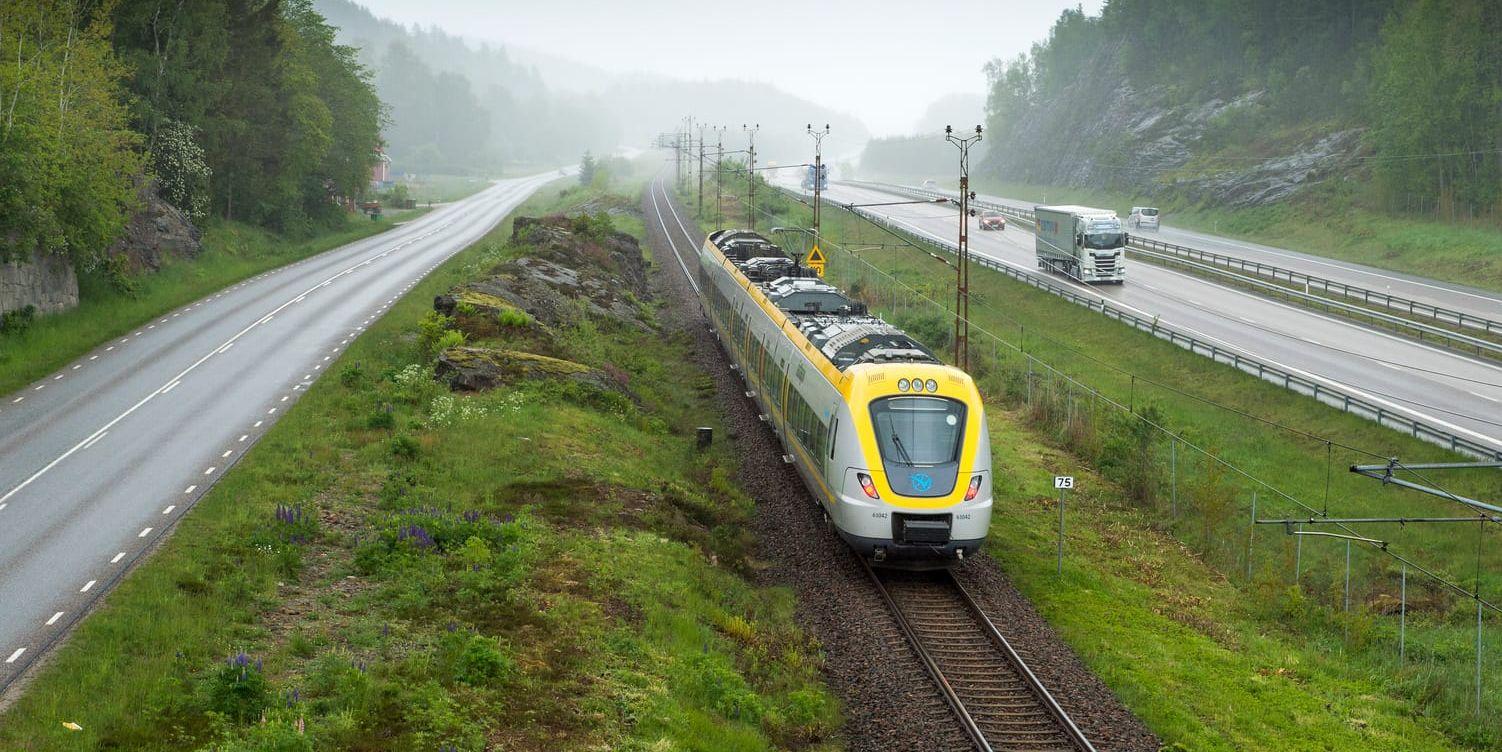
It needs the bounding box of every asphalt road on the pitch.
[924,183,1502,323]
[0,171,560,687]
[792,180,1502,454]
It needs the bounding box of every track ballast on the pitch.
[867,564,1096,751]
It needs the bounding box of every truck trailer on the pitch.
[1033,205,1126,284]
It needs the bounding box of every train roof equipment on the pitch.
[713,230,941,370]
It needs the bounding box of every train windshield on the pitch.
[869,396,966,466]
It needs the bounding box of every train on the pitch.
[696,229,993,566]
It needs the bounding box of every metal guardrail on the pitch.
[1129,246,1502,362]
[798,186,1502,461]
[848,180,1502,339]
[1128,234,1502,337]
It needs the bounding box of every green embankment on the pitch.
[704,183,1499,749]
[0,175,839,751]
[0,211,427,398]
[973,178,1502,295]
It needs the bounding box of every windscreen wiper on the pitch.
[890,432,916,466]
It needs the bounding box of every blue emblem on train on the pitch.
[909,473,933,492]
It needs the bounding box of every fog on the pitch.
[352,0,1103,139]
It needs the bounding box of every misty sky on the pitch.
[353,0,1104,137]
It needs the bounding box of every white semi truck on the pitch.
[1033,205,1127,284]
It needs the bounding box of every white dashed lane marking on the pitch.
[5,648,24,663]
[138,527,152,537]
[162,505,175,515]
[110,552,125,564]
[46,612,63,626]
[184,485,196,494]
[79,580,95,593]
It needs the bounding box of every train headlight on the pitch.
[964,475,983,501]
[925,379,938,393]
[857,473,880,500]
[897,378,910,392]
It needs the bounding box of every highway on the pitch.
[0,172,560,687]
[791,180,1502,454]
[918,183,1502,324]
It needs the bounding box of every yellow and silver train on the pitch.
[697,229,992,565]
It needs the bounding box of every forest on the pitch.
[316,0,616,175]
[1,0,383,271]
[983,0,1502,217]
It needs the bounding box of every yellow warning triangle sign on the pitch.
[806,244,826,265]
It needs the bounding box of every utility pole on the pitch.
[697,122,707,217]
[807,123,829,240]
[945,124,983,371]
[744,123,759,230]
[714,126,726,228]
[674,122,683,189]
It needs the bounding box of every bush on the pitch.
[200,654,270,723]
[496,307,533,328]
[452,635,515,687]
[417,311,457,358]
[0,305,37,336]
[367,406,395,429]
[389,434,420,459]
[338,363,365,388]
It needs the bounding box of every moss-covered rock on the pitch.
[434,214,652,334]
[435,346,634,401]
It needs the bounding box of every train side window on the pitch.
[828,419,838,460]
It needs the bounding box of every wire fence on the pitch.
[696,176,1502,739]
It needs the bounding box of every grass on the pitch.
[400,174,495,205]
[969,177,1502,294]
[0,173,840,751]
[719,186,1501,749]
[0,212,423,398]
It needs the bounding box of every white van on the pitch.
[1128,206,1160,230]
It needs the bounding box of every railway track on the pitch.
[866,563,1096,752]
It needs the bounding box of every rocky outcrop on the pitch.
[435,215,651,332]
[435,347,633,399]
[107,180,203,272]
[1,251,78,316]
[985,48,1364,208]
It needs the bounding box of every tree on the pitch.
[0,0,143,267]
[578,150,596,186]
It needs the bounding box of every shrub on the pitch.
[389,434,420,459]
[204,722,314,752]
[496,307,533,328]
[338,363,365,388]
[200,654,270,723]
[367,407,395,429]
[453,635,515,687]
[417,311,456,358]
[0,305,37,336]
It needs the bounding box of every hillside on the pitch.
[981,0,1502,219]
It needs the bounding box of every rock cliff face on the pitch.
[985,49,1362,208]
[0,251,78,315]
[107,180,203,273]
[0,181,201,317]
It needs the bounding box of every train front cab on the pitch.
[829,365,992,567]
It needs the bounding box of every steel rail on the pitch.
[862,560,1096,751]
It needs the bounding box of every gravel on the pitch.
[642,180,1161,752]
